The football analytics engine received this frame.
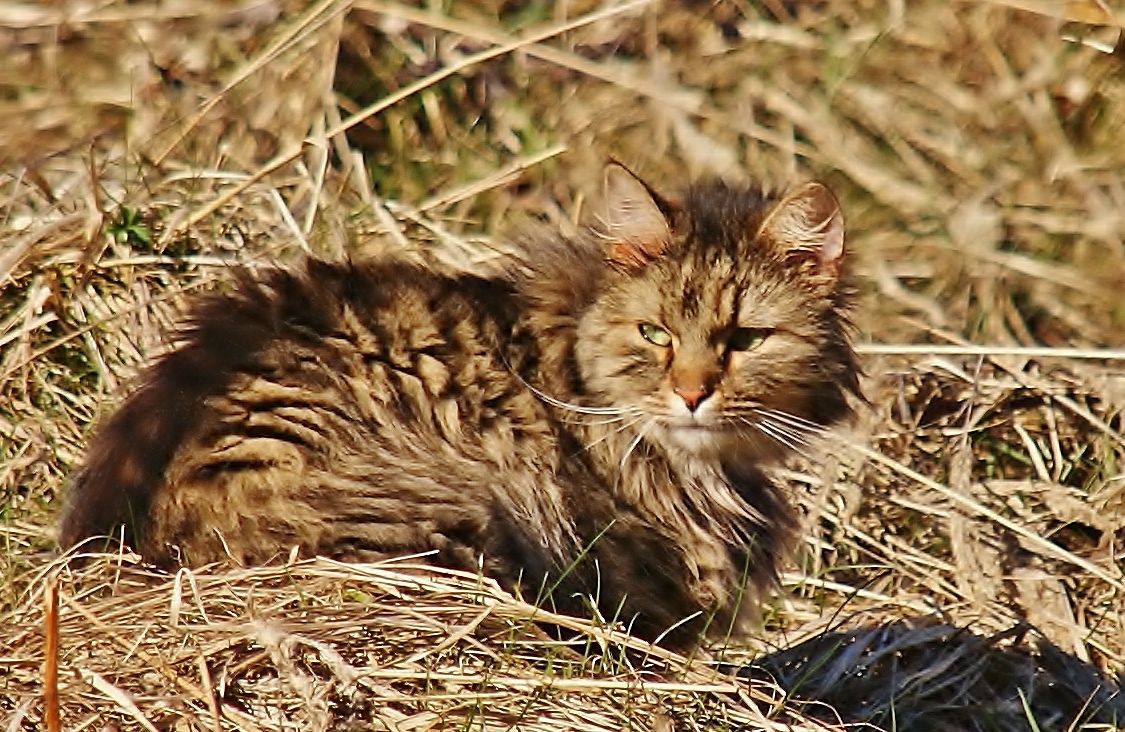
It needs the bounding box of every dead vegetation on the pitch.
[1,0,1124,729]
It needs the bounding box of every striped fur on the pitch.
[60,169,860,647]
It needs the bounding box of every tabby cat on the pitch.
[59,164,860,648]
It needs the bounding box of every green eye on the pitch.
[639,323,673,347]
[728,327,770,352]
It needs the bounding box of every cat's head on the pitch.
[575,164,860,462]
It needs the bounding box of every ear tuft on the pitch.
[757,182,845,278]
[602,164,673,268]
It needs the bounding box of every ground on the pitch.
[1,1,1123,730]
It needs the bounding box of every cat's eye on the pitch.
[639,323,673,347]
[728,327,770,352]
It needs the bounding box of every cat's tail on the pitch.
[57,267,288,556]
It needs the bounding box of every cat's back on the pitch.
[59,257,562,567]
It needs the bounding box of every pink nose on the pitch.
[675,384,712,411]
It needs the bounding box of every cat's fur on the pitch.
[59,165,860,648]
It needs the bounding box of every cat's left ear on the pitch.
[601,164,674,269]
[757,182,845,279]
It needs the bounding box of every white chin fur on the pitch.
[662,425,721,454]
[657,422,778,464]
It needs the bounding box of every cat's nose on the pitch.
[675,384,712,412]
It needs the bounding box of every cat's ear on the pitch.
[757,182,845,279]
[601,164,673,269]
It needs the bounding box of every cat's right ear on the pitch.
[601,164,673,269]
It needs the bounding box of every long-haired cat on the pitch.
[59,164,860,648]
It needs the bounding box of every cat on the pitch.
[58,163,860,648]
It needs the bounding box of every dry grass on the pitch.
[3,555,845,731]
[2,0,1124,729]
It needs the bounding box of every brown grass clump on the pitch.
[1,0,1124,730]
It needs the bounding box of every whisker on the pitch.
[522,381,632,416]
[580,414,647,454]
[618,418,653,473]
[738,416,813,459]
[557,413,634,427]
[744,417,791,448]
[757,408,825,434]
[740,408,825,448]
[763,426,813,459]
[758,417,816,448]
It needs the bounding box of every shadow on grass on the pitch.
[740,618,1124,732]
